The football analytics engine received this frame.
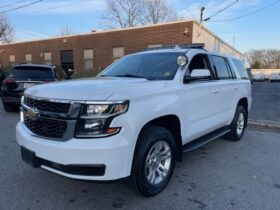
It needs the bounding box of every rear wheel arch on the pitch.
[237,97,248,112]
[237,97,248,126]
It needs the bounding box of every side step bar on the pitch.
[183,126,230,153]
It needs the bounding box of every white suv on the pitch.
[16,44,252,196]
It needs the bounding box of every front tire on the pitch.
[132,126,176,197]
[226,106,247,141]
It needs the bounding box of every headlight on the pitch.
[75,101,129,138]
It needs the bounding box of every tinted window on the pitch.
[9,66,54,80]
[233,59,249,79]
[0,69,5,80]
[101,53,181,80]
[212,56,232,79]
[189,54,210,72]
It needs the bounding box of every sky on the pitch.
[1,0,280,53]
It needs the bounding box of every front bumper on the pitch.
[16,122,134,181]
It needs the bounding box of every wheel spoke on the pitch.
[149,170,156,184]
[156,168,165,179]
[236,113,245,135]
[145,141,172,185]
[160,151,171,161]
[158,163,168,175]
[154,143,162,153]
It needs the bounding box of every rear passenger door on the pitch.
[182,53,227,142]
[210,55,239,123]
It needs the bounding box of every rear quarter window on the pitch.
[211,55,233,79]
[233,59,249,80]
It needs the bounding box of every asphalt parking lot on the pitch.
[250,82,280,122]
[1,101,280,210]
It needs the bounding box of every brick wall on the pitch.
[0,21,193,73]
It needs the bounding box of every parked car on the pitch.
[16,44,252,196]
[0,68,6,94]
[269,73,280,82]
[1,64,57,112]
[253,73,266,81]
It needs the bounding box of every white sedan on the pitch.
[270,73,280,82]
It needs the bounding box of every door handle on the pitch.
[233,87,239,91]
[211,89,219,94]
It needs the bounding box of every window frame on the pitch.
[232,58,249,80]
[113,47,124,62]
[25,53,32,64]
[44,52,52,65]
[210,55,235,80]
[9,55,15,66]
[183,53,216,83]
[83,49,94,71]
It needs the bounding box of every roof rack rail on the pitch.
[179,43,205,49]
[144,45,176,51]
[144,43,206,51]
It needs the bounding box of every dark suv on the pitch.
[1,64,57,112]
[0,69,6,93]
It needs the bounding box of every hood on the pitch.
[25,77,167,101]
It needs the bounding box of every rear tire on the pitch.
[132,126,176,197]
[226,105,247,141]
[3,102,18,112]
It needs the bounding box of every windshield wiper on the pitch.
[100,74,150,80]
[114,74,147,79]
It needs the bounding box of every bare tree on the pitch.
[0,15,15,43]
[100,0,177,28]
[101,0,144,28]
[59,25,75,36]
[245,49,280,69]
[142,0,177,24]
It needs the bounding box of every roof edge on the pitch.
[0,19,195,46]
[192,20,244,56]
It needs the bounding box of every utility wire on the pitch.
[0,0,28,9]
[204,0,239,21]
[0,0,43,13]
[31,0,97,14]
[208,0,280,22]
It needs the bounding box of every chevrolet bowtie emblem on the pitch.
[27,108,40,121]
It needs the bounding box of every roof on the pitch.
[0,19,243,57]
[14,64,55,68]
[0,20,195,46]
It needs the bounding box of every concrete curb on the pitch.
[247,119,280,132]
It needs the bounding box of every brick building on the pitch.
[0,20,243,74]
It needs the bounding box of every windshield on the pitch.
[100,52,183,80]
[9,66,54,80]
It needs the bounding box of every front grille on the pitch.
[24,97,70,114]
[24,116,67,139]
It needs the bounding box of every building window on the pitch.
[25,54,32,64]
[84,49,93,70]
[9,55,15,66]
[44,52,52,65]
[113,47,124,61]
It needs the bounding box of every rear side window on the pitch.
[233,59,249,79]
[211,56,232,80]
[9,66,54,80]
[0,69,5,79]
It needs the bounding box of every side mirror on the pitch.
[184,69,211,83]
